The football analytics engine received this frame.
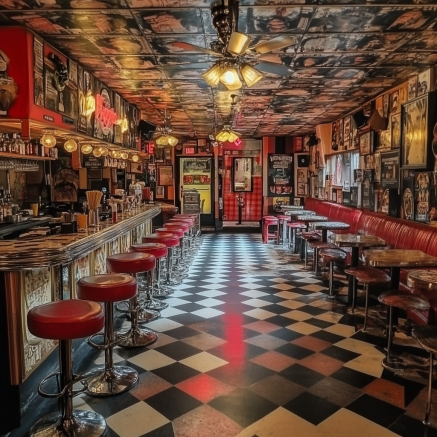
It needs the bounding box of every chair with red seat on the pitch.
[143,233,180,286]
[27,299,106,436]
[262,216,279,244]
[130,242,170,300]
[163,222,190,262]
[77,273,139,396]
[107,252,159,348]
[156,227,188,276]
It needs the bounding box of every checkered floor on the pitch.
[10,234,437,437]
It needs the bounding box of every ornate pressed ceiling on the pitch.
[1,1,437,137]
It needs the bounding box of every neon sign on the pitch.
[95,89,118,135]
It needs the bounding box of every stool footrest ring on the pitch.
[87,331,131,350]
[38,372,89,399]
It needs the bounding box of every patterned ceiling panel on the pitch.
[1,0,436,136]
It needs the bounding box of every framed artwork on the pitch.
[343,116,351,149]
[156,186,164,199]
[233,157,253,192]
[359,131,374,155]
[293,136,303,152]
[408,76,417,100]
[383,93,390,118]
[158,165,173,186]
[417,69,431,96]
[402,94,431,169]
[379,130,391,151]
[129,161,144,173]
[391,89,400,113]
[374,153,381,183]
[381,150,400,189]
[391,113,401,149]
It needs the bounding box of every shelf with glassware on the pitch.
[0,152,56,161]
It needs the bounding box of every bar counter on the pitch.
[0,204,174,433]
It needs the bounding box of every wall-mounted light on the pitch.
[99,146,109,156]
[40,129,57,148]
[63,136,78,153]
[81,143,93,154]
[121,152,129,160]
[131,154,139,162]
[92,147,102,157]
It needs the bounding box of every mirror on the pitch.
[233,157,253,192]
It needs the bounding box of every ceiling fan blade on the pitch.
[227,31,251,56]
[162,63,211,70]
[169,41,222,57]
[253,36,296,54]
[255,61,292,77]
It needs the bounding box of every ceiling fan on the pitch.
[170,0,294,90]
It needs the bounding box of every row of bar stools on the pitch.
[319,248,347,298]
[107,252,158,348]
[344,266,391,331]
[262,216,279,244]
[287,221,306,252]
[27,299,106,436]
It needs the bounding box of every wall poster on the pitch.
[401,170,415,220]
[268,154,293,197]
[381,150,400,189]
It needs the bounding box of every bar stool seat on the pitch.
[164,222,189,233]
[319,248,347,298]
[378,290,430,372]
[107,252,158,348]
[130,242,167,258]
[27,300,106,436]
[344,266,391,332]
[77,273,139,397]
[156,227,184,238]
[262,216,279,244]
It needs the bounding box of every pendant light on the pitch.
[219,66,242,90]
[81,143,93,154]
[63,136,78,153]
[40,129,57,148]
[167,135,178,147]
[99,146,109,156]
[241,64,263,87]
[156,135,168,147]
[131,154,139,162]
[92,147,102,157]
[202,63,224,87]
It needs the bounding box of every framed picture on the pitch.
[129,161,144,174]
[391,89,400,113]
[391,113,401,149]
[343,116,351,149]
[293,136,303,152]
[233,157,253,192]
[417,69,431,96]
[359,131,374,155]
[156,186,164,199]
[158,165,173,186]
[374,153,381,183]
[408,76,417,100]
[381,150,400,189]
[402,94,433,169]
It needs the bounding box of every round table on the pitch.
[311,221,350,243]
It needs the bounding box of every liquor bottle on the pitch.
[0,185,4,200]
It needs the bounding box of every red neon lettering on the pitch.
[95,94,118,130]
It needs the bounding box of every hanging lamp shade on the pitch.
[156,135,169,146]
[92,147,102,157]
[63,138,77,153]
[167,135,178,147]
[202,63,223,87]
[81,143,93,154]
[41,131,57,148]
[219,66,242,90]
[216,130,230,142]
[227,130,239,143]
[241,64,263,87]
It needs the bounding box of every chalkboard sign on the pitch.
[83,155,103,168]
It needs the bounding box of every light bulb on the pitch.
[114,150,121,159]
[99,146,109,156]
[81,144,93,154]
[92,147,102,157]
[41,133,56,148]
[121,152,129,160]
[132,154,139,162]
[167,135,178,147]
[64,138,77,152]
[219,67,242,90]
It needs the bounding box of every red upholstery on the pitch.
[142,233,179,248]
[262,216,279,244]
[107,252,156,274]
[277,215,291,222]
[168,218,193,227]
[28,300,104,340]
[130,242,167,259]
[77,273,137,303]
[164,222,189,233]
[156,228,184,238]
[288,222,306,229]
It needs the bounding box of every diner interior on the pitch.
[2,1,437,437]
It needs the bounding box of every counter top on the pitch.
[0,205,161,270]
[0,217,52,237]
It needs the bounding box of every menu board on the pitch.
[268,154,293,197]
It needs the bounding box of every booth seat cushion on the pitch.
[305,198,333,218]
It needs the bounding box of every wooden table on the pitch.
[334,234,386,304]
[407,269,437,291]
[311,221,350,243]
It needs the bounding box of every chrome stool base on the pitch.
[30,410,106,437]
[85,365,138,397]
[137,308,161,322]
[144,298,168,310]
[117,327,157,348]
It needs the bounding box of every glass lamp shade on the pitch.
[202,63,223,87]
[92,147,102,157]
[219,67,242,91]
[41,133,56,148]
[241,64,263,87]
[156,135,169,146]
[167,135,178,147]
[228,32,251,56]
[227,131,239,143]
[99,146,109,156]
[64,138,77,153]
[121,152,129,160]
[81,144,93,154]
[114,150,121,159]
[216,130,230,142]
[131,154,139,162]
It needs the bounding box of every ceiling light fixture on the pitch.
[81,143,93,154]
[202,63,223,87]
[92,147,102,158]
[40,129,57,148]
[215,125,241,144]
[228,32,251,56]
[131,154,139,162]
[63,136,78,153]
[241,64,263,87]
[219,66,242,90]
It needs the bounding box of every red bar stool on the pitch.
[107,252,158,348]
[143,233,180,286]
[77,273,139,397]
[166,220,194,257]
[156,227,188,277]
[27,300,106,436]
[262,216,279,244]
[277,215,291,245]
[130,242,170,300]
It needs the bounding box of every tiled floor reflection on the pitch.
[9,234,437,437]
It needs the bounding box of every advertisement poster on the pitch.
[381,150,400,189]
[268,154,293,197]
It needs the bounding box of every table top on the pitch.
[312,221,350,230]
[363,249,437,268]
[407,269,437,291]
[334,233,386,248]
[296,215,328,222]
[286,210,315,216]
[281,205,304,210]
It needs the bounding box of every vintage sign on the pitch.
[268,154,293,197]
